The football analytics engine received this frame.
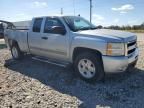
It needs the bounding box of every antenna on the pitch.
[61,8,63,15]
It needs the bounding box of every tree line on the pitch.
[97,22,144,30]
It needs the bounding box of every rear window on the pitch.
[33,18,43,32]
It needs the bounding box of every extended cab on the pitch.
[4,16,139,82]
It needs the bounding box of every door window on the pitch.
[44,18,64,34]
[33,18,43,32]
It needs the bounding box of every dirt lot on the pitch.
[0,34,144,108]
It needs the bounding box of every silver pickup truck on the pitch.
[4,16,139,82]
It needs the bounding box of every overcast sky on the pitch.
[0,0,143,26]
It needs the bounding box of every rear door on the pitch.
[28,18,46,56]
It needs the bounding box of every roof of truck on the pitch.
[33,15,79,19]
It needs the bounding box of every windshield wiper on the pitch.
[75,27,97,32]
[91,27,97,30]
[77,27,91,31]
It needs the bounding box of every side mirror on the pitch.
[52,26,66,35]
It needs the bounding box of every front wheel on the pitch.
[11,43,23,60]
[74,52,104,82]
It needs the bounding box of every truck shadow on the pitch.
[5,56,144,108]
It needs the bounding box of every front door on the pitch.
[40,17,69,61]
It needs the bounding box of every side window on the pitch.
[33,18,43,32]
[44,18,64,33]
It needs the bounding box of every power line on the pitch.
[73,0,76,16]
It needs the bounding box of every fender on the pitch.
[70,35,107,62]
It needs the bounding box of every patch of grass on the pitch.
[0,44,7,49]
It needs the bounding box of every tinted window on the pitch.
[44,18,64,33]
[33,18,43,32]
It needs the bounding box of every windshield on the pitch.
[63,16,97,32]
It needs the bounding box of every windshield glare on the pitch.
[63,16,96,32]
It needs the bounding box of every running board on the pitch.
[32,56,69,68]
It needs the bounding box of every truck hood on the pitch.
[77,29,137,42]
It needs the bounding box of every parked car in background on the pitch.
[0,23,4,39]
[4,16,139,82]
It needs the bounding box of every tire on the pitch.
[74,52,104,82]
[11,43,23,60]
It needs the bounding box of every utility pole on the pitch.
[61,8,63,15]
[90,0,92,23]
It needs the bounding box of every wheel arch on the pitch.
[72,47,103,63]
[8,39,19,48]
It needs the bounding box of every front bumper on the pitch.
[102,48,139,73]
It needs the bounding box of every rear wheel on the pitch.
[74,52,104,82]
[11,43,23,60]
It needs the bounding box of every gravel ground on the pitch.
[0,34,144,108]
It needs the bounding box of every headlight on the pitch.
[106,43,125,56]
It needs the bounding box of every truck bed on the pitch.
[5,28,29,52]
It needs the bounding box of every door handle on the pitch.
[41,37,48,40]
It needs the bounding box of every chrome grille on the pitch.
[127,40,137,57]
